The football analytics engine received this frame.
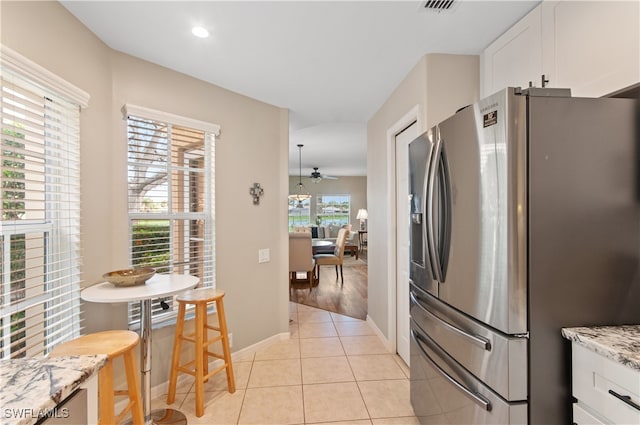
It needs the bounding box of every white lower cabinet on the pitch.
[571,343,640,425]
[573,403,606,425]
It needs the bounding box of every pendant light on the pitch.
[288,144,311,207]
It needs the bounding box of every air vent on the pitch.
[422,0,456,12]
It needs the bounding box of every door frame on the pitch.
[385,105,422,361]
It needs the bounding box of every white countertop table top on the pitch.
[562,325,640,370]
[0,355,106,425]
[81,273,199,303]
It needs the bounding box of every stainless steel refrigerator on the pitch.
[408,87,640,424]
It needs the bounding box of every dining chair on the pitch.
[289,232,316,291]
[314,228,348,285]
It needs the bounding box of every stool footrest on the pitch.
[204,364,227,381]
[208,352,225,360]
[115,401,134,424]
[178,356,230,376]
[180,333,224,347]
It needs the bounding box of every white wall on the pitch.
[1,0,290,387]
[366,53,479,340]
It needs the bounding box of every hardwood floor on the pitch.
[289,251,368,320]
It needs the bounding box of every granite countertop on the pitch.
[0,355,107,425]
[562,325,640,371]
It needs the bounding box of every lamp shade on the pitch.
[356,209,368,220]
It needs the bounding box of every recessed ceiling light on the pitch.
[192,27,209,38]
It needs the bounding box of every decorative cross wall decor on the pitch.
[249,182,264,205]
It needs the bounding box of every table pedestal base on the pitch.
[123,408,188,425]
[147,408,188,425]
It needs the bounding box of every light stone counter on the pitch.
[0,355,106,425]
[562,325,640,371]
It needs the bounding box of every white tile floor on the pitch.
[151,302,420,424]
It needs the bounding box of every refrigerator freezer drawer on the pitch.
[410,284,527,401]
[410,321,527,425]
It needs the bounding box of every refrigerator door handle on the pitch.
[410,290,491,351]
[438,137,452,282]
[410,329,492,412]
[423,139,436,281]
[426,130,443,282]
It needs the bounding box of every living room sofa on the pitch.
[292,224,359,258]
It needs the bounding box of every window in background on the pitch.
[316,194,350,226]
[125,105,218,328]
[288,197,311,230]
[0,47,88,358]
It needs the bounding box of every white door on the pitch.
[395,121,417,365]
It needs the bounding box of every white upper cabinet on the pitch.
[541,0,640,97]
[481,5,542,97]
[481,0,640,98]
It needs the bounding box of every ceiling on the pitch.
[61,0,539,178]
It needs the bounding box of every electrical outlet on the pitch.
[258,248,270,263]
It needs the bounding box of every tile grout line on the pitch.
[296,305,308,425]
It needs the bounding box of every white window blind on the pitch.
[125,106,216,327]
[0,47,86,359]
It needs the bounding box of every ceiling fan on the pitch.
[310,167,338,183]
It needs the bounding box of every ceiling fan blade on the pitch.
[310,167,339,181]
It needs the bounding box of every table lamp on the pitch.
[356,208,368,231]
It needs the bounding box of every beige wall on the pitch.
[366,53,479,340]
[2,1,290,386]
[288,176,367,227]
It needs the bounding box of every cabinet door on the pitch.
[481,5,542,97]
[541,0,640,97]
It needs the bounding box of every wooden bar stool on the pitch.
[49,330,144,425]
[167,288,235,417]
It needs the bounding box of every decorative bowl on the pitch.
[103,268,156,287]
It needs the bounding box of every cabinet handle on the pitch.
[608,389,640,411]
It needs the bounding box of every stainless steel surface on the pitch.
[410,285,527,401]
[411,330,491,411]
[434,88,528,335]
[409,130,437,296]
[409,87,640,424]
[410,289,491,351]
[410,320,528,424]
[123,408,188,425]
[426,129,443,283]
[148,409,188,425]
[139,299,189,425]
[425,127,453,285]
[140,298,153,418]
[526,94,640,424]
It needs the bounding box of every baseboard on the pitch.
[117,331,291,412]
[366,314,394,353]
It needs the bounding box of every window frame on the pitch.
[0,45,88,358]
[315,194,351,226]
[123,104,218,329]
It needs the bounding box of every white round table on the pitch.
[82,273,199,425]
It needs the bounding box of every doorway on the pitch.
[394,120,418,365]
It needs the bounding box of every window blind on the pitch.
[125,108,216,327]
[0,50,84,359]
